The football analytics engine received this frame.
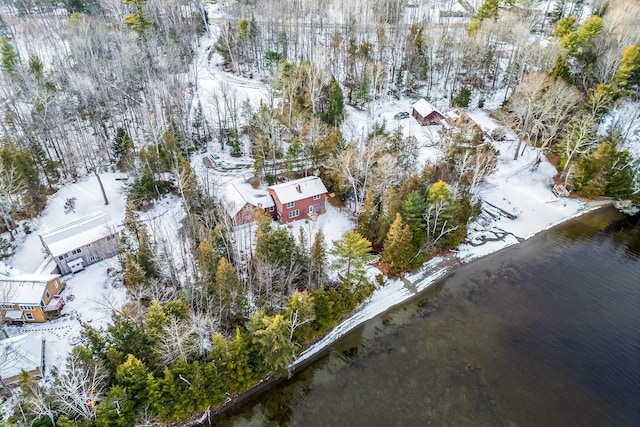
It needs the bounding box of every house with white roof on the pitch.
[221,180,277,227]
[411,98,444,126]
[0,274,65,323]
[0,332,44,385]
[39,212,119,275]
[268,176,328,223]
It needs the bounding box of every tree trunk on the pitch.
[94,170,109,205]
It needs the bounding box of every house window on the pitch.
[63,253,69,258]
[25,313,33,320]
[2,304,12,309]
[45,290,50,298]
[309,206,314,213]
[90,256,96,262]
[286,201,295,208]
[54,281,59,289]
[58,255,64,260]
[313,194,321,200]
[269,206,274,212]
[288,209,300,219]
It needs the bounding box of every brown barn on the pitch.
[412,99,444,126]
[268,176,328,224]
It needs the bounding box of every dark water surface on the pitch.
[216,207,640,427]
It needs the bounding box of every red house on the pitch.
[411,98,444,126]
[268,176,329,223]
[221,180,276,227]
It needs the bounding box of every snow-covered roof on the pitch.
[0,274,59,304]
[39,212,117,257]
[445,109,462,120]
[412,99,442,117]
[221,180,275,218]
[0,332,42,382]
[268,176,328,204]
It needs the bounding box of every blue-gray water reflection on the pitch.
[216,208,640,427]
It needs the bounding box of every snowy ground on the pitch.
[293,109,593,367]
[8,173,128,274]
[1,173,129,378]
[0,2,617,414]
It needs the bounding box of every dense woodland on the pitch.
[1,0,639,425]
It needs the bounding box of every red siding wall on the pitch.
[268,191,327,224]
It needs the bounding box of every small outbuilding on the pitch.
[411,99,444,126]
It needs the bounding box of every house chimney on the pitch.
[296,184,302,193]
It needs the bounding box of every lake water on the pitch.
[215,207,640,427]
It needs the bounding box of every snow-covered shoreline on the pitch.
[196,200,611,426]
[292,200,610,368]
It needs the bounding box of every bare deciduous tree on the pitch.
[500,73,582,160]
[51,354,108,421]
[157,317,199,365]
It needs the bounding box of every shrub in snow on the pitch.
[491,127,506,141]
[0,236,12,258]
[64,197,77,214]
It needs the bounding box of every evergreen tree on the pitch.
[123,252,148,289]
[247,312,296,373]
[309,231,328,288]
[108,313,154,366]
[606,149,636,199]
[224,327,258,391]
[136,227,158,278]
[255,211,297,266]
[548,55,572,83]
[96,385,136,427]
[115,354,151,403]
[400,190,427,247]
[311,288,334,334]
[145,299,168,341]
[112,127,133,171]
[197,239,219,286]
[331,231,374,284]
[356,192,380,246]
[451,87,472,108]
[27,55,43,80]
[550,0,566,23]
[612,45,640,89]
[122,0,153,34]
[381,213,416,275]
[214,257,248,327]
[319,76,344,126]
[0,37,18,76]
